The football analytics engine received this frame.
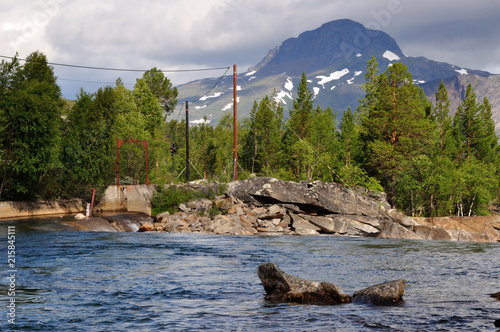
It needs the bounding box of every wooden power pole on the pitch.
[233,65,238,181]
[185,101,190,183]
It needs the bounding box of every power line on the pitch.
[0,54,230,73]
[57,77,135,86]
[189,66,231,103]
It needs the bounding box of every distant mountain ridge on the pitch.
[175,19,499,136]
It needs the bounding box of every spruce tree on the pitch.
[286,72,314,178]
[453,84,482,160]
[432,81,455,157]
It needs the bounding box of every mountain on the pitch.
[174,19,499,136]
[422,74,500,135]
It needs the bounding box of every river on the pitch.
[1,216,499,331]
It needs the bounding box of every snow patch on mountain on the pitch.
[383,50,400,61]
[347,71,363,84]
[200,92,223,101]
[284,77,293,91]
[316,69,349,88]
[190,118,211,125]
[313,87,320,96]
[195,105,207,110]
[245,71,257,76]
[455,69,468,75]
[222,97,240,111]
[275,90,292,105]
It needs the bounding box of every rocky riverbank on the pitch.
[139,177,500,243]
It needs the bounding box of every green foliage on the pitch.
[151,184,226,216]
[1,51,498,218]
[0,52,63,200]
[142,67,178,115]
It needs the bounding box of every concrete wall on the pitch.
[96,185,155,216]
[0,199,85,220]
[0,185,155,220]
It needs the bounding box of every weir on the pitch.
[96,185,155,216]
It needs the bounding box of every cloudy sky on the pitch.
[2,0,500,99]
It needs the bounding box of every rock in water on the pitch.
[491,292,500,300]
[257,262,351,304]
[494,319,500,327]
[352,279,406,305]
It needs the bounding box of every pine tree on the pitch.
[361,62,434,203]
[142,68,178,115]
[243,95,284,175]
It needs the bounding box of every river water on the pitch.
[1,217,499,331]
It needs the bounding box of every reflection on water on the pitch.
[0,218,499,331]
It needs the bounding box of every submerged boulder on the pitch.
[103,213,152,232]
[257,262,351,304]
[352,279,406,305]
[62,218,118,232]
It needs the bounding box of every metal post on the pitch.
[115,138,121,186]
[185,101,190,183]
[89,188,96,218]
[233,65,238,181]
[143,140,149,185]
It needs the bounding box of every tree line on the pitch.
[0,53,498,216]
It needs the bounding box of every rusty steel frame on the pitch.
[115,138,149,185]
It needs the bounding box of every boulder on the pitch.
[379,220,422,240]
[352,279,406,305]
[74,213,86,220]
[138,222,155,232]
[257,262,351,304]
[62,218,118,232]
[102,213,151,232]
[491,292,500,300]
[290,214,321,233]
[413,225,453,241]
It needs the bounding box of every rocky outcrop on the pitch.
[257,262,405,306]
[257,262,351,304]
[50,177,500,242]
[146,177,499,242]
[352,280,406,305]
[380,214,500,242]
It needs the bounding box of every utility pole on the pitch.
[185,101,190,183]
[233,64,238,181]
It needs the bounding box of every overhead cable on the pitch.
[0,54,230,73]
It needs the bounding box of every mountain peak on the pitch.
[249,19,403,77]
